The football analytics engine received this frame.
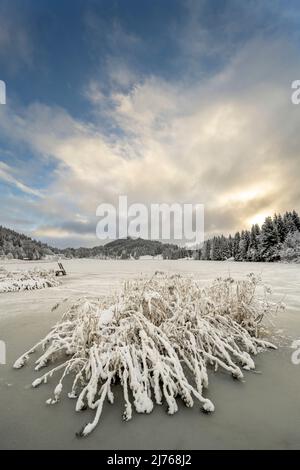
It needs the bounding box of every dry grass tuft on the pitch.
[0,267,59,293]
[14,272,283,436]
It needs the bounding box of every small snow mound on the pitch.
[202,400,215,413]
[98,307,115,325]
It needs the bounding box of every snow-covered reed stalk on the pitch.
[0,267,60,293]
[14,272,283,436]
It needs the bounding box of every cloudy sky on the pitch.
[0,0,300,248]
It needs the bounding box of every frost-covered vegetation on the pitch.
[279,232,300,262]
[200,210,300,262]
[14,272,283,436]
[0,267,60,293]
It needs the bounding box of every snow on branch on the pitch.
[14,272,283,436]
[0,267,60,293]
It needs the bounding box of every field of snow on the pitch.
[0,259,300,449]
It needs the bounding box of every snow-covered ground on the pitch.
[0,259,300,449]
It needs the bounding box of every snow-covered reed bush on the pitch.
[0,267,59,293]
[14,273,283,436]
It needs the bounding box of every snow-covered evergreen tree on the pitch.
[283,211,298,233]
[273,213,286,243]
[260,217,279,261]
[201,210,300,263]
[280,231,300,262]
[233,232,241,260]
[292,210,300,231]
[201,239,211,260]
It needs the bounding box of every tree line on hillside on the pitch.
[0,226,56,260]
[102,237,188,259]
[198,211,300,262]
[1,210,300,262]
[60,237,188,259]
[0,227,189,260]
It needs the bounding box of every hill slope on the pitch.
[0,226,56,260]
[0,227,188,260]
[102,237,187,259]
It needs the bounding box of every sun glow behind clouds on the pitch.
[222,187,275,229]
[228,188,265,203]
[248,212,271,227]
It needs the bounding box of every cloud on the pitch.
[106,57,138,88]
[1,21,300,245]
[0,161,42,197]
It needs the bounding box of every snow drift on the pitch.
[14,272,283,436]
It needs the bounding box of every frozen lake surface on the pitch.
[0,259,300,449]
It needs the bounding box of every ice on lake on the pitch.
[0,259,299,449]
